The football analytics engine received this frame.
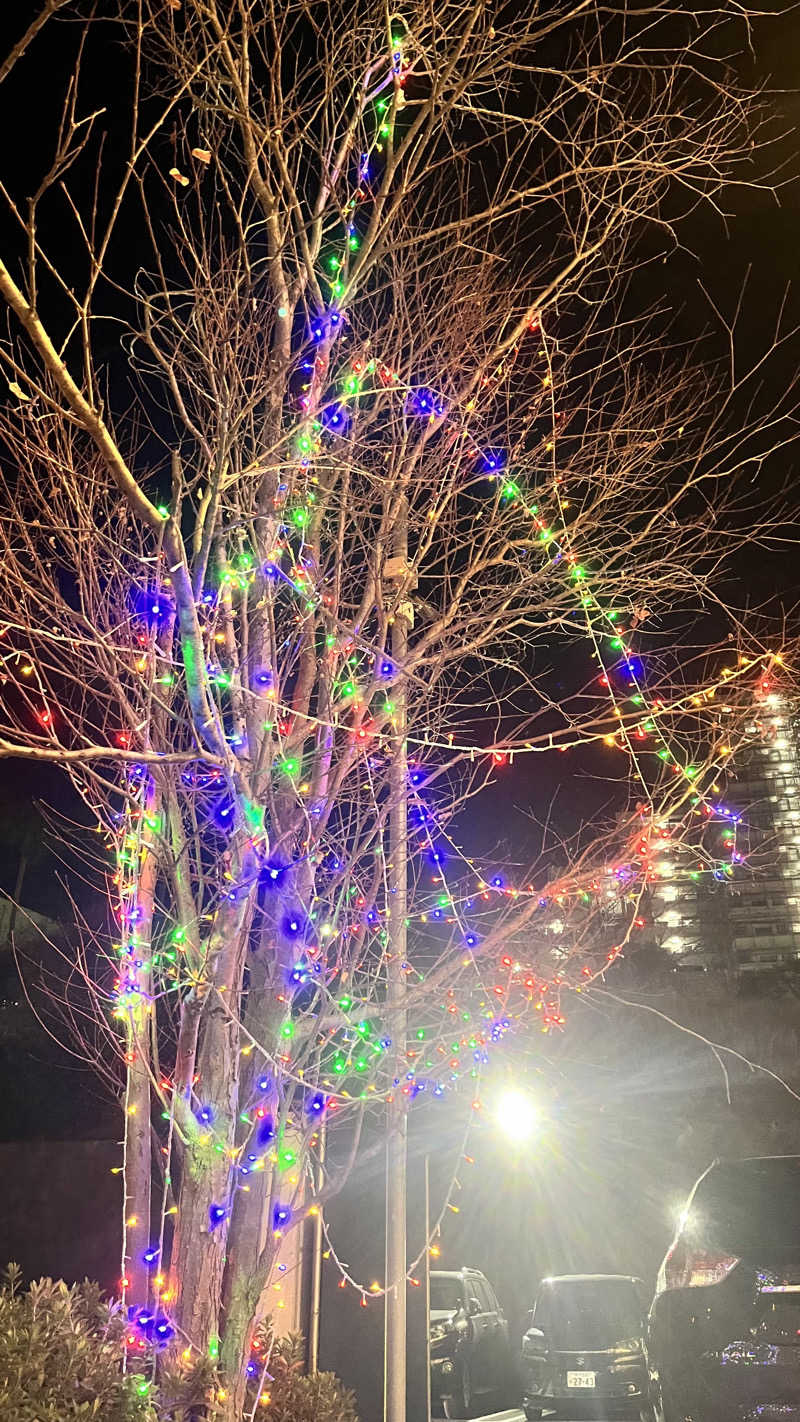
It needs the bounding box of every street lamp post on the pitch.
[385,509,411,1422]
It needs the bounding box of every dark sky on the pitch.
[0,2,797,891]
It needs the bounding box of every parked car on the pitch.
[430,1266,513,1417]
[521,1273,659,1420]
[650,1154,800,1422]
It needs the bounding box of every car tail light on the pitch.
[660,1241,739,1291]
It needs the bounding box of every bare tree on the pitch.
[0,0,795,1412]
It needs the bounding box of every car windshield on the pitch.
[690,1157,800,1252]
[430,1277,464,1313]
[534,1281,643,1350]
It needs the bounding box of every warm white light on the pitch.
[495,1089,539,1142]
[674,1204,696,1231]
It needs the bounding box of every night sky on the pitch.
[0,2,798,887]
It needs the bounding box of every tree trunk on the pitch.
[218,971,282,1401]
[170,1132,230,1354]
[170,835,256,1349]
[121,799,158,1307]
[171,994,241,1352]
[219,1241,274,1422]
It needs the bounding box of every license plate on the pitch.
[567,1371,596,1388]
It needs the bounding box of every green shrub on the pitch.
[0,1269,357,1422]
[0,1265,157,1421]
[248,1331,358,1422]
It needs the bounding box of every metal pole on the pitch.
[308,1116,326,1374]
[384,503,410,1422]
[385,1078,408,1422]
[424,1153,432,1422]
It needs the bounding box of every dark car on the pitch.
[650,1154,800,1422]
[521,1273,659,1420]
[429,1267,513,1418]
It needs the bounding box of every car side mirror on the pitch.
[468,1296,482,1316]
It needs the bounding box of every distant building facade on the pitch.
[652,692,800,979]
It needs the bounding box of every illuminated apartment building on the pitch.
[651,692,800,978]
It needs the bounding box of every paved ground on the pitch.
[467,1411,527,1421]
[431,1410,526,1422]
[443,1409,630,1421]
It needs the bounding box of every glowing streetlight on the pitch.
[495,1088,539,1143]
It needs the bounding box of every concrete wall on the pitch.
[0,1139,121,1286]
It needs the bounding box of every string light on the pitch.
[0,19,780,1390]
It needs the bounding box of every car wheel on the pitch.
[442,1366,471,1419]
